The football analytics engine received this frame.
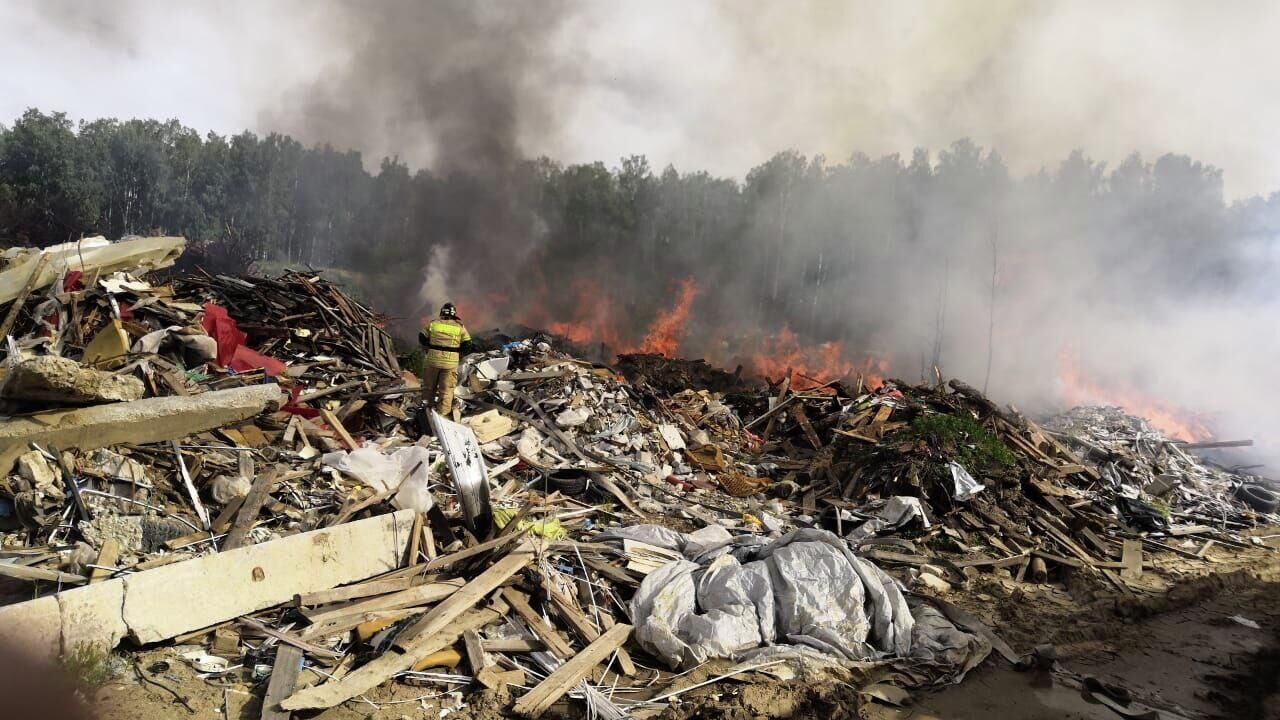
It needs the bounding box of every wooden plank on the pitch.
[502,588,575,660]
[1121,540,1143,581]
[790,404,822,449]
[422,517,437,561]
[408,512,423,565]
[301,380,367,404]
[416,532,525,573]
[1077,527,1115,558]
[283,605,501,710]
[537,574,634,675]
[951,553,1029,569]
[463,629,489,672]
[598,613,638,677]
[1168,525,1216,537]
[320,409,358,450]
[223,467,280,551]
[862,550,933,566]
[302,579,463,626]
[171,440,211,530]
[89,539,120,583]
[0,253,49,340]
[537,577,598,643]
[0,562,86,585]
[294,575,429,607]
[209,495,246,534]
[582,558,638,587]
[512,623,632,718]
[239,616,344,660]
[1031,549,1083,569]
[482,637,544,653]
[300,608,422,643]
[395,549,532,650]
[261,645,303,720]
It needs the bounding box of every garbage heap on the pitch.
[663,368,1275,597]
[0,236,1000,718]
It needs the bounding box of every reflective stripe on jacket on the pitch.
[423,318,471,369]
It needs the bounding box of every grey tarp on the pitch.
[605,526,989,683]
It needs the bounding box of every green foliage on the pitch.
[0,107,1258,355]
[61,642,112,689]
[908,412,1016,471]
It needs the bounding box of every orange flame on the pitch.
[749,326,889,391]
[1058,349,1212,441]
[528,280,629,350]
[639,278,699,356]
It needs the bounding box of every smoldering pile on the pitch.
[0,235,1274,718]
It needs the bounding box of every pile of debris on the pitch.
[679,375,1277,599]
[0,236,998,718]
[0,234,1274,718]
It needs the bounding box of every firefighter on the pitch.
[418,302,472,415]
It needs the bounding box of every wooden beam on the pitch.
[171,440,210,530]
[89,539,120,583]
[481,637,545,653]
[394,549,532,650]
[463,629,489,673]
[301,579,463,626]
[0,562,86,585]
[283,607,501,710]
[0,252,49,340]
[414,531,525,574]
[512,623,632,718]
[502,588,575,660]
[1121,540,1143,581]
[320,409,358,450]
[223,467,280,551]
[238,616,344,660]
[294,575,432,607]
[261,645,303,720]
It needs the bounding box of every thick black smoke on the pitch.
[262,0,570,316]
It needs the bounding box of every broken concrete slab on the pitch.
[0,236,186,306]
[58,577,128,654]
[0,595,60,658]
[1,355,145,405]
[124,509,416,644]
[0,382,282,475]
[17,450,60,488]
[0,510,416,658]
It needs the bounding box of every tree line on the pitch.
[2,107,1278,383]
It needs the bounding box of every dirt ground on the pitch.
[87,537,1280,720]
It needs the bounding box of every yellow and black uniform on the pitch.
[419,316,471,414]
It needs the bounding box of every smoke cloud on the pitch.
[9,1,1280,468]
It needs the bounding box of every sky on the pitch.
[2,0,1280,198]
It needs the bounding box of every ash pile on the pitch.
[0,235,1272,718]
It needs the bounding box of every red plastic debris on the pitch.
[230,344,287,377]
[200,302,285,377]
[280,385,321,418]
[62,270,83,292]
[201,303,248,366]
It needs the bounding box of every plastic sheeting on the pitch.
[949,461,986,501]
[846,496,931,541]
[611,526,989,683]
[321,443,435,513]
